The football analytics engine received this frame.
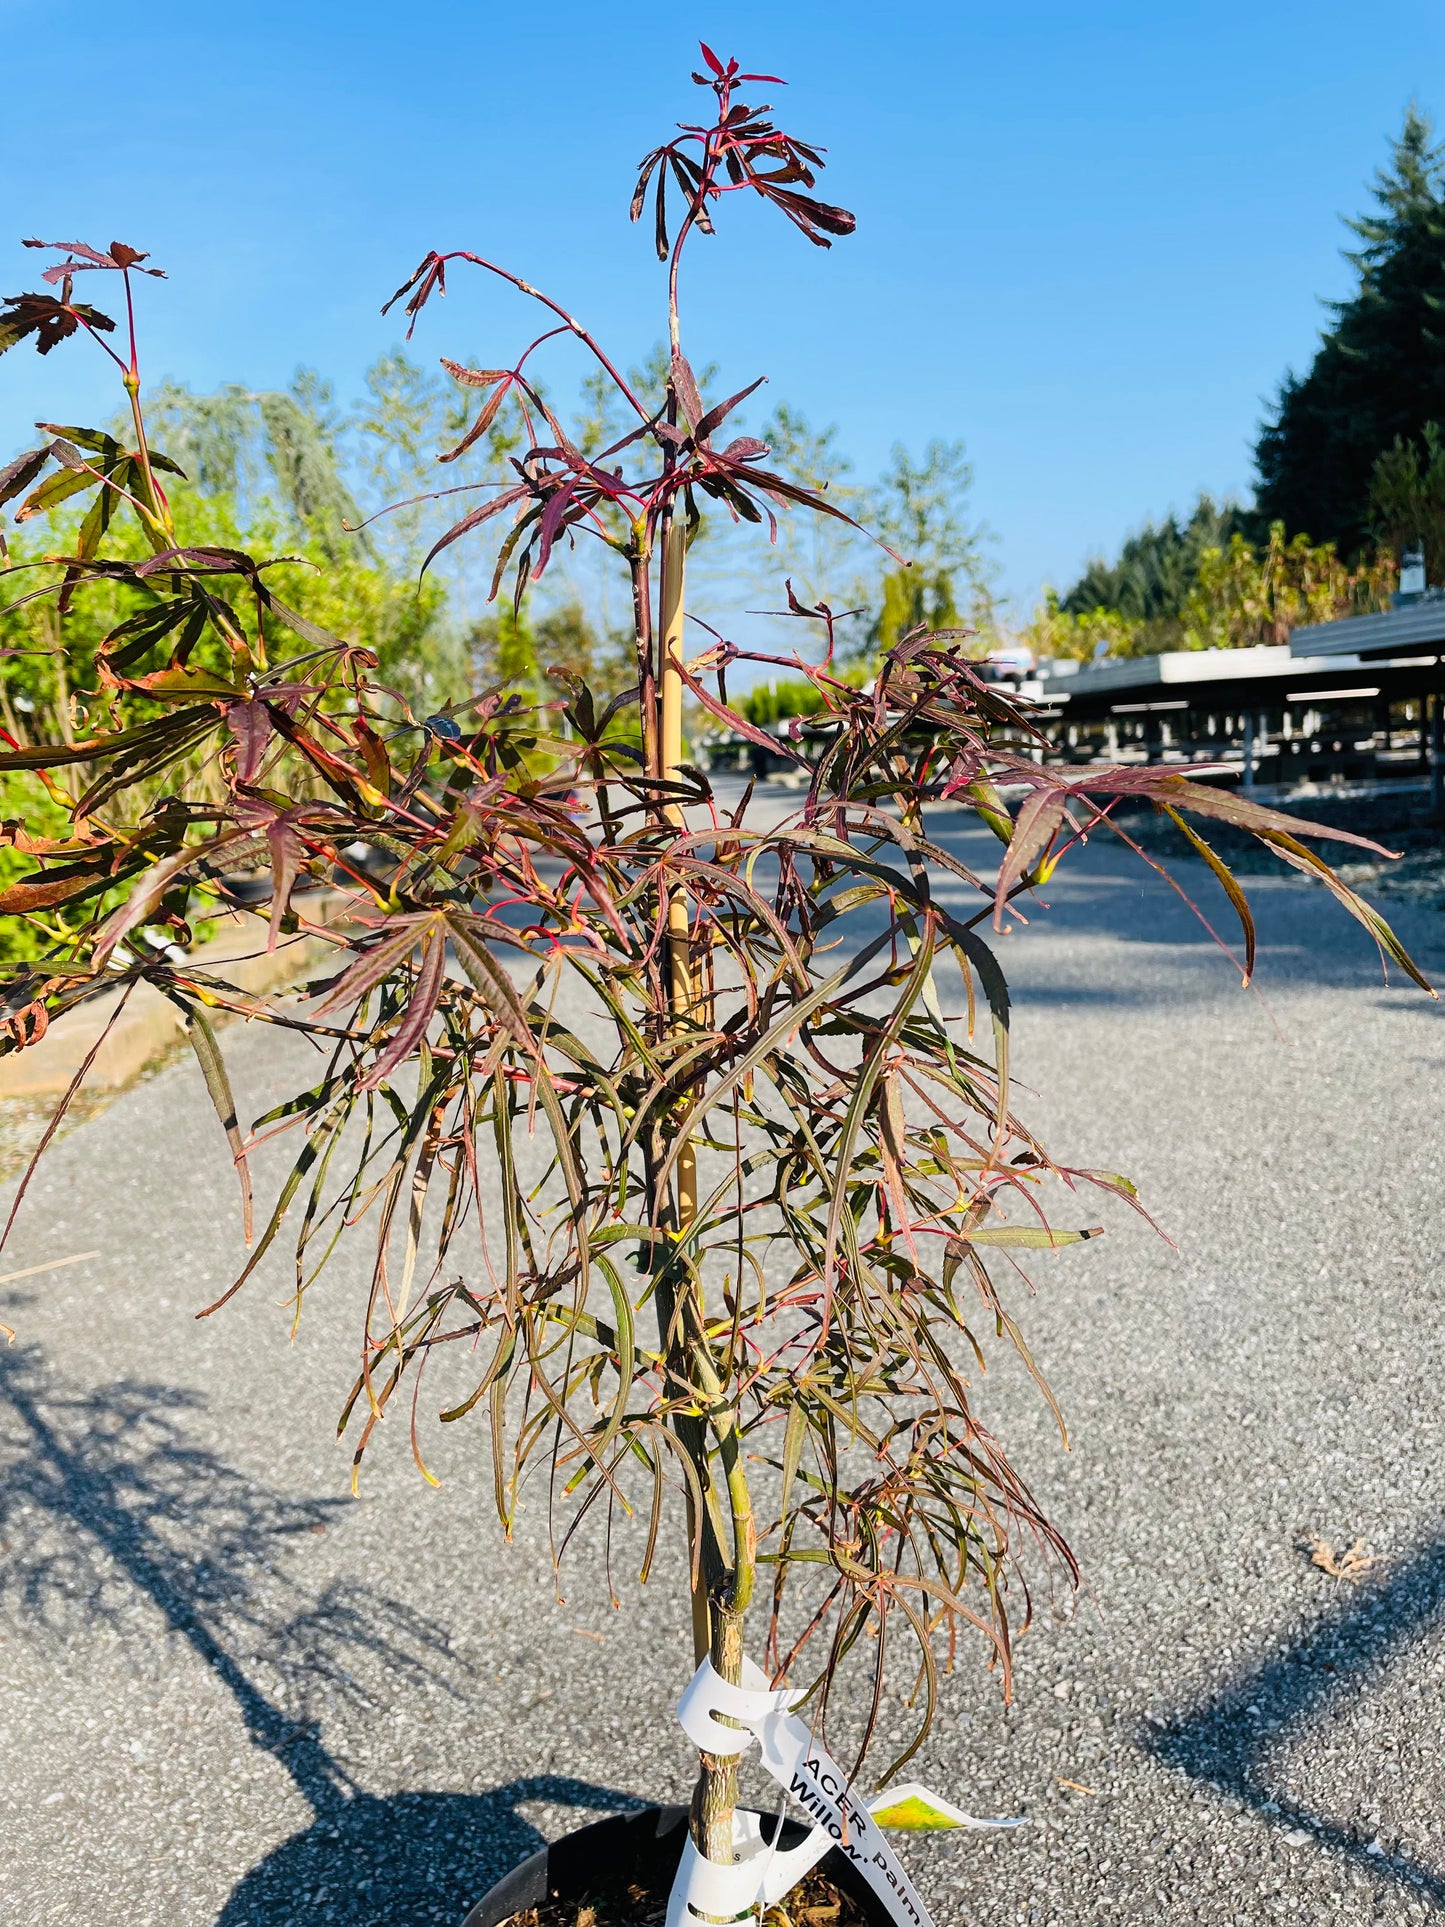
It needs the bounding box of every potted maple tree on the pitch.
[0,47,1428,1927]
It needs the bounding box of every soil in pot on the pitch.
[498,1863,872,1927]
[464,1804,883,1927]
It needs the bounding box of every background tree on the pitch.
[467,596,630,699]
[119,371,460,699]
[1030,493,1393,660]
[142,374,363,556]
[749,402,861,616]
[1254,108,1445,553]
[864,439,996,655]
[467,601,538,687]
[1180,523,1394,649]
[1060,494,1247,629]
[1369,420,1445,580]
[1022,592,1147,662]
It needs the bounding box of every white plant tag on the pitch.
[667,1657,1022,1927]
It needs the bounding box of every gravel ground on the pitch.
[2,799,1443,1927]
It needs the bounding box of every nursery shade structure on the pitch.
[1030,642,1445,798]
[1290,599,1445,659]
[1033,642,1445,712]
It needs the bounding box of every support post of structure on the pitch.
[1242,710,1259,792]
[1431,692,1444,818]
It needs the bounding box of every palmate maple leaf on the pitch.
[0,291,116,357]
[23,236,166,283]
[0,239,164,359]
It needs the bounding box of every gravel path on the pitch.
[2,806,1443,1927]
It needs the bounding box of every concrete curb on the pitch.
[0,899,347,1100]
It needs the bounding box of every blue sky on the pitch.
[2,0,1442,613]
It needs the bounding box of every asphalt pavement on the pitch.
[2,802,1443,1927]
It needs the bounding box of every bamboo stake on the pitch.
[660,520,696,1211]
[659,516,709,1670]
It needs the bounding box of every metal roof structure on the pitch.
[1290,596,1445,661]
[1030,642,1441,721]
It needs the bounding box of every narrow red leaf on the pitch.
[420,486,527,576]
[359,928,447,1090]
[226,700,273,784]
[994,786,1067,922]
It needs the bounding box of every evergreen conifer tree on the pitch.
[1061,494,1247,622]
[1254,108,1445,553]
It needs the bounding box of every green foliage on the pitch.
[1,478,451,714]
[865,440,996,654]
[870,440,981,571]
[1060,494,1248,625]
[1180,524,1395,649]
[468,601,538,686]
[0,464,451,964]
[869,563,962,655]
[740,675,829,727]
[534,600,597,684]
[1022,592,1148,661]
[4,369,458,669]
[1369,420,1445,580]
[467,597,635,702]
[1254,107,1445,554]
[141,375,364,559]
[1036,497,1393,659]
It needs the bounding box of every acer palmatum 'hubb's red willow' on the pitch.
[0,45,1431,1916]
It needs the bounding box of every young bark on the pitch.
[692,1600,745,1863]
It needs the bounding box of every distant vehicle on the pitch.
[972,647,1035,687]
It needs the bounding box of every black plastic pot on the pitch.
[459,1803,890,1927]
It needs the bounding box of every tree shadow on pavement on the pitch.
[1145,1532,1445,1905]
[0,1345,643,1924]
[0,1343,452,1814]
[216,1776,648,1927]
